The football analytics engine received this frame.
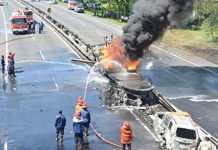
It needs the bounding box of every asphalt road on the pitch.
[30,1,218,138]
[0,0,159,149]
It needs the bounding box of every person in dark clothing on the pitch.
[55,110,66,142]
[80,103,91,136]
[1,55,5,74]
[39,21,44,34]
[32,20,36,33]
[28,21,33,33]
[73,111,83,148]
[8,57,15,77]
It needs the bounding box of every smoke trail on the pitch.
[122,0,193,60]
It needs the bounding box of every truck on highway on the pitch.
[17,7,33,21]
[10,12,28,34]
[153,111,199,150]
[68,0,77,10]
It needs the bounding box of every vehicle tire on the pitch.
[13,31,16,35]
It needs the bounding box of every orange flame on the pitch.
[127,59,140,72]
[100,37,140,72]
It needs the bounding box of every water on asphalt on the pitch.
[0,57,159,149]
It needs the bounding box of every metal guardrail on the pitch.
[17,0,218,148]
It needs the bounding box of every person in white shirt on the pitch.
[198,136,213,150]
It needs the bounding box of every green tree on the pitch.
[203,9,218,42]
[90,0,133,18]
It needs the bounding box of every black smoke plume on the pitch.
[122,0,193,60]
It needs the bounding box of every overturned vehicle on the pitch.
[100,67,158,107]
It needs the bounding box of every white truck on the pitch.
[153,111,199,150]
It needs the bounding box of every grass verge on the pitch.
[162,29,218,50]
[162,29,218,64]
[85,10,126,26]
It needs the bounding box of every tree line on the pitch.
[78,0,218,41]
[81,0,133,19]
[191,0,218,41]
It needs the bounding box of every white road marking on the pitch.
[169,95,218,103]
[151,44,218,76]
[34,14,81,59]
[189,98,218,102]
[96,31,104,37]
[164,68,187,82]
[130,110,159,142]
[1,7,8,64]
[4,142,7,150]
[39,50,45,60]
[1,6,9,83]
[52,77,59,91]
[80,22,86,27]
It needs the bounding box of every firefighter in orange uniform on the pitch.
[75,96,84,112]
[121,121,133,150]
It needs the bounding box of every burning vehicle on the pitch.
[97,38,157,107]
[96,0,194,108]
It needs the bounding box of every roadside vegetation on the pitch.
[162,0,218,63]
[58,0,218,62]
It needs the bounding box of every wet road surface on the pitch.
[0,0,159,149]
[30,1,218,138]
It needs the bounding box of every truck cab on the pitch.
[10,12,28,34]
[153,111,198,150]
[68,0,77,10]
[17,7,33,21]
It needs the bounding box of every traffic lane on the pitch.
[140,49,218,97]
[0,7,7,57]
[4,0,78,62]
[1,0,42,62]
[170,98,218,138]
[140,50,218,138]
[32,1,107,44]
[31,1,120,45]
[52,2,121,39]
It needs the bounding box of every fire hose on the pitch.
[90,123,123,149]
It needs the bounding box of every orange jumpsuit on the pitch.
[120,125,133,144]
